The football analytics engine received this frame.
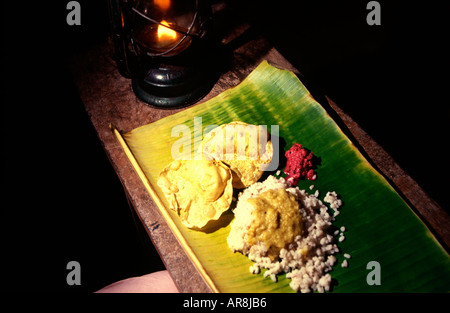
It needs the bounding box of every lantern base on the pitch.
[131,61,218,109]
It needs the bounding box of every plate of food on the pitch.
[113,61,450,292]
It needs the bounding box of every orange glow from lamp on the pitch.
[157,20,178,43]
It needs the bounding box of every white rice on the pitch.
[324,191,343,219]
[227,175,347,293]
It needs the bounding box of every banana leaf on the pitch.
[114,60,450,292]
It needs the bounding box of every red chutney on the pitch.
[284,143,317,185]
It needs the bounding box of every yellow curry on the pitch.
[246,189,304,260]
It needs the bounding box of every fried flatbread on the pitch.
[157,159,233,229]
[200,121,273,189]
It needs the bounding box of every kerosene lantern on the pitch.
[108,0,218,108]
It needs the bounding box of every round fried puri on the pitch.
[200,121,273,189]
[157,159,233,229]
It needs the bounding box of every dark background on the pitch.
[2,0,449,292]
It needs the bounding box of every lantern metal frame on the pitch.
[108,0,219,108]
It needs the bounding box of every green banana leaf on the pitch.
[115,60,450,292]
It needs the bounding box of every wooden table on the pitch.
[70,5,449,293]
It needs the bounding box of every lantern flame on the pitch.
[157,20,177,41]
